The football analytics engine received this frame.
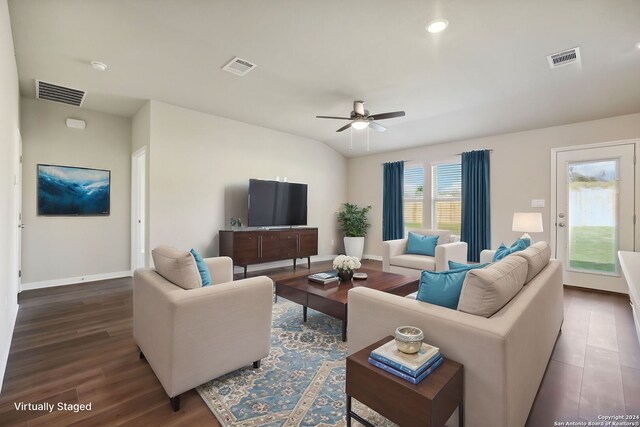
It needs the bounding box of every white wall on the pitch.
[20,98,132,287]
[0,0,20,392]
[348,112,640,257]
[147,101,347,259]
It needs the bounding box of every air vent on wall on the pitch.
[222,57,257,76]
[547,47,581,69]
[35,80,86,107]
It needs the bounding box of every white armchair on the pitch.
[382,229,468,277]
[134,253,273,411]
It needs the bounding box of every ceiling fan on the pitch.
[316,100,405,132]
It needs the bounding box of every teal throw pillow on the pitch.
[448,261,490,271]
[406,233,439,256]
[416,269,468,309]
[492,239,528,262]
[190,249,212,286]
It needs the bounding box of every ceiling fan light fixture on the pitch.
[351,120,369,130]
[427,19,449,33]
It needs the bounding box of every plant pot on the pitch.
[344,237,364,260]
[337,270,354,282]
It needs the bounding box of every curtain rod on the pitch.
[454,149,494,156]
[381,160,413,165]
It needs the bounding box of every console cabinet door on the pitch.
[299,230,318,256]
[233,232,259,264]
[279,232,298,258]
[260,232,280,260]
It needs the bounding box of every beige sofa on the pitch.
[383,229,468,277]
[134,251,273,411]
[348,242,563,427]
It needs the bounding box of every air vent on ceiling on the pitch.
[35,80,86,107]
[222,57,257,76]
[547,47,581,69]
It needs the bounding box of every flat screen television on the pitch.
[248,179,307,227]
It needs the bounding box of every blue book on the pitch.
[368,356,444,385]
[370,340,440,377]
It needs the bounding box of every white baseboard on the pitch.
[0,302,19,394]
[233,255,337,275]
[363,254,383,261]
[20,270,133,291]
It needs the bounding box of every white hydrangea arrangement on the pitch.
[333,255,361,272]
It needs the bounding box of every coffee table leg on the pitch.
[459,400,464,427]
[303,306,307,322]
[342,320,347,342]
[346,394,352,427]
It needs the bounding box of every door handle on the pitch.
[18,224,24,229]
[558,222,565,227]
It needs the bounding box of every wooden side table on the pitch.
[346,337,464,427]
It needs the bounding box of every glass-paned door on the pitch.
[555,144,635,293]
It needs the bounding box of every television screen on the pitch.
[248,179,307,227]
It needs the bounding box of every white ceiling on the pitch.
[8,0,640,157]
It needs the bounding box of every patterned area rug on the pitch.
[197,300,396,427]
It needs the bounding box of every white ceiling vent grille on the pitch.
[35,80,86,107]
[547,47,581,69]
[222,57,257,76]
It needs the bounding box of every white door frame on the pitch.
[15,129,22,292]
[131,147,146,271]
[550,138,638,280]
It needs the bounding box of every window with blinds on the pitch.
[403,164,424,230]
[431,162,462,236]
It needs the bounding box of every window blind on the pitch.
[403,165,424,229]
[432,163,462,235]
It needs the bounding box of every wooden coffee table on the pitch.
[346,336,464,427]
[274,268,418,341]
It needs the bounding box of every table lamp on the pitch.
[512,212,543,243]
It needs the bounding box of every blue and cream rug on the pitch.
[197,300,395,427]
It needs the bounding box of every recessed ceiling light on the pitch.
[90,61,107,71]
[427,19,449,33]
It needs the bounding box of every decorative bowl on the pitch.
[394,326,424,354]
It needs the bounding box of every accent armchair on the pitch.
[382,229,468,277]
[133,253,273,411]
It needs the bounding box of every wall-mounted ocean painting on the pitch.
[37,164,110,216]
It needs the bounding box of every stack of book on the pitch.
[368,340,443,385]
[308,270,339,285]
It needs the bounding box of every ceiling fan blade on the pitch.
[368,111,406,121]
[316,115,352,120]
[368,121,386,132]
[353,101,365,116]
[336,122,355,132]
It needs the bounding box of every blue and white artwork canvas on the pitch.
[37,164,110,216]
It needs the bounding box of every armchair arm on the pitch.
[480,250,496,264]
[435,241,468,271]
[382,239,407,271]
[204,256,233,284]
[168,276,273,395]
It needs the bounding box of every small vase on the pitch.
[337,270,353,282]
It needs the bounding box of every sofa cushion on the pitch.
[390,254,436,271]
[190,249,212,287]
[417,269,469,309]
[406,232,439,256]
[511,241,551,284]
[457,256,528,317]
[152,246,202,290]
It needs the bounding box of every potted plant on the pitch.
[337,203,371,260]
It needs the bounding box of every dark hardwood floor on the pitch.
[0,260,638,426]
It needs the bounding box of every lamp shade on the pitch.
[512,212,543,233]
